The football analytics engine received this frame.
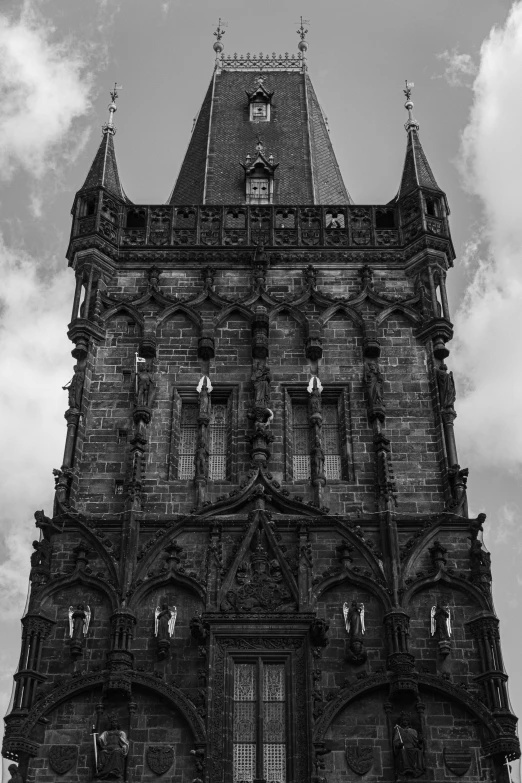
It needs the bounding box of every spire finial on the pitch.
[403,80,420,133]
[213,18,227,61]
[295,16,310,71]
[103,83,122,136]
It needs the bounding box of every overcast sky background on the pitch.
[0,0,521,762]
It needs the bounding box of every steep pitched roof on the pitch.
[397,128,442,199]
[169,67,351,205]
[80,130,128,201]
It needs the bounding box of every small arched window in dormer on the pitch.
[243,139,278,205]
[247,77,273,123]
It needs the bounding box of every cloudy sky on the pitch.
[0,0,521,752]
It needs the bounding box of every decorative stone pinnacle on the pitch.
[103,82,122,136]
[403,79,420,133]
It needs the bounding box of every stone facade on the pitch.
[2,54,519,783]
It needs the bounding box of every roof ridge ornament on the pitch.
[102,83,122,136]
[295,16,310,71]
[403,80,420,133]
[213,18,228,65]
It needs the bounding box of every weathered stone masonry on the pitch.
[3,44,519,783]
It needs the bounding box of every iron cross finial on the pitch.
[213,18,227,41]
[296,16,309,40]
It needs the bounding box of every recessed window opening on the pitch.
[425,198,438,217]
[126,209,146,228]
[375,209,395,229]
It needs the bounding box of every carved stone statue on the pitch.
[436,362,456,409]
[69,604,91,641]
[30,539,51,569]
[190,613,208,642]
[194,435,209,479]
[310,618,329,648]
[343,601,367,664]
[251,364,272,409]
[198,378,211,419]
[392,714,425,778]
[63,364,85,410]
[96,715,129,780]
[431,602,451,641]
[7,764,23,783]
[344,601,365,638]
[34,510,61,541]
[304,263,317,290]
[311,438,325,479]
[68,603,90,658]
[364,361,384,410]
[155,604,176,641]
[309,378,322,417]
[136,365,155,408]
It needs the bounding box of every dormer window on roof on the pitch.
[242,139,278,204]
[246,77,274,122]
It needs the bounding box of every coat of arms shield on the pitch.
[49,745,78,775]
[345,745,374,775]
[146,745,174,776]
[443,748,472,776]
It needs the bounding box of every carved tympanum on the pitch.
[221,529,295,613]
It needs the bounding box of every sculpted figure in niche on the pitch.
[436,362,456,409]
[136,364,155,408]
[392,713,425,779]
[155,604,177,641]
[251,363,272,409]
[343,601,367,665]
[69,604,91,641]
[96,715,129,780]
[431,602,451,641]
[364,361,384,408]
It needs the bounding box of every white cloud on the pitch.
[436,48,478,87]
[0,1,93,180]
[452,1,522,473]
[0,232,72,620]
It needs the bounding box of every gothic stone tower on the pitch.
[3,32,519,783]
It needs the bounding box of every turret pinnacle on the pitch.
[80,84,128,201]
[396,81,443,200]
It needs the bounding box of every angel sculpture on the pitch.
[68,604,91,641]
[431,602,451,641]
[343,601,367,665]
[155,603,177,660]
[155,604,177,640]
[343,601,365,637]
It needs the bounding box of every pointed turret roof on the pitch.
[169,51,351,205]
[396,82,443,200]
[80,85,128,201]
[80,130,127,200]
[396,128,442,199]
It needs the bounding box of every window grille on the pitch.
[233,661,286,783]
[323,403,341,480]
[247,178,270,204]
[209,403,227,480]
[292,404,310,480]
[251,103,268,120]
[178,404,197,479]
